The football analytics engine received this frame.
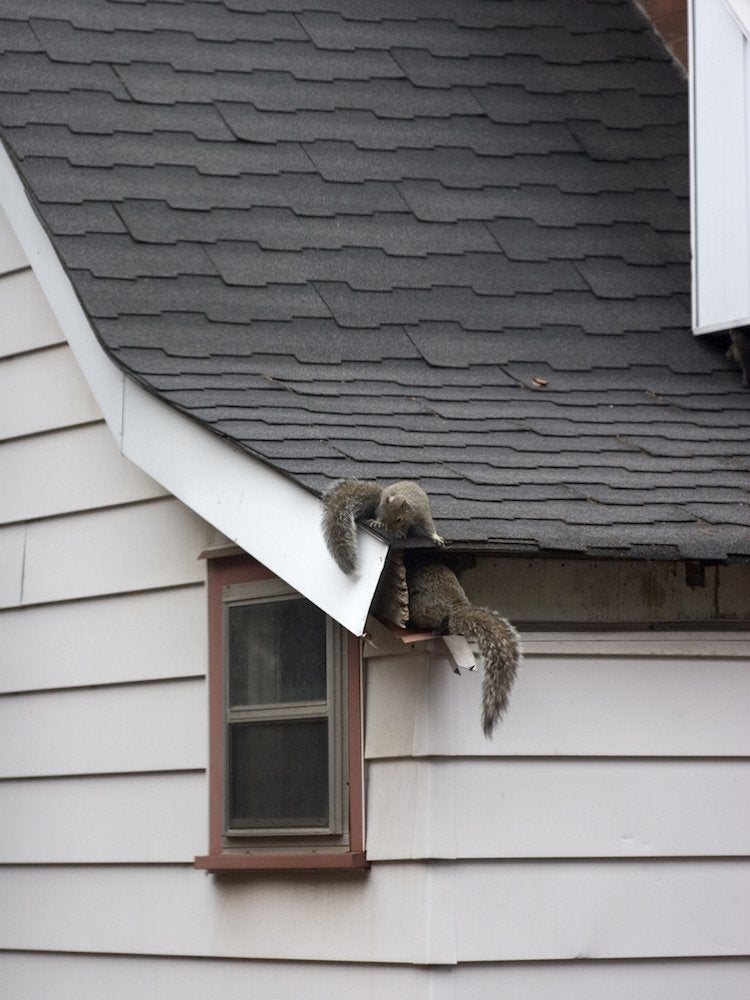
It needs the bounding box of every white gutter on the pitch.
[0,143,388,635]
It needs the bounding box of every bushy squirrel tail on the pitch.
[406,562,521,737]
[322,479,383,574]
[448,605,521,737]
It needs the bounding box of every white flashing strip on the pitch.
[726,0,750,39]
[0,143,387,635]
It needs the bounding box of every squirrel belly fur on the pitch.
[407,563,521,738]
[322,478,444,574]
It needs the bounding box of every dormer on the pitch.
[690,0,750,332]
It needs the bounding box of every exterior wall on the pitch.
[0,208,211,982]
[2,204,749,997]
[363,587,750,994]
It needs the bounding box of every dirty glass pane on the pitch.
[228,719,329,829]
[227,598,326,707]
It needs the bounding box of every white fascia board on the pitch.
[122,382,388,635]
[726,0,750,38]
[0,143,387,635]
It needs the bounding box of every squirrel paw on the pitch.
[367,519,407,539]
[366,518,386,531]
[432,533,445,546]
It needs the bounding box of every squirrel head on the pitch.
[384,497,412,530]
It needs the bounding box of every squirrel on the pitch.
[727,328,750,388]
[407,562,521,738]
[322,479,444,575]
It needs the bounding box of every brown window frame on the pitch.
[194,554,367,872]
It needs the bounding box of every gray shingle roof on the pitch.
[1,0,749,562]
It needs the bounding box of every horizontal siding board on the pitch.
[4,953,747,1000]
[0,864,425,965]
[452,860,750,962]
[0,861,747,964]
[0,422,167,525]
[365,644,750,758]
[430,957,750,1000]
[0,678,206,777]
[8,497,211,609]
[0,343,99,437]
[0,953,429,1000]
[366,758,750,860]
[0,585,206,693]
[0,268,65,358]
[0,772,206,863]
[0,524,24,608]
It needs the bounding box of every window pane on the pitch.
[228,720,329,829]
[227,598,326,706]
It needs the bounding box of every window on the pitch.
[195,555,366,871]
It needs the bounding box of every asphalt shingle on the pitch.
[0,0,748,562]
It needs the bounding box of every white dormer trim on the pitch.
[725,0,750,38]
[0,143,388,636]
[690,0,750,333]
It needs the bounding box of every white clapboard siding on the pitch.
[0,497,212,611]
[451,859,750,962]
[0,523,24,608]
[0,204,27,275]
[365,645,750,759]
[0,268,66,358]
[0,953,423,1000]
[0,343,100,438]
[366,758,750,860]
[0,585,206,693]
[0,422,167,524]
[0,678,206,778]
[4,953,746,1000]
[0,772,205,863]
[0,861,748,964]
[426,958,750,1000]
[0,864,425,965]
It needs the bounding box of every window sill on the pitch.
[194,852,368,873]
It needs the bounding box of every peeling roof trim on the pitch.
[0,142,387,635]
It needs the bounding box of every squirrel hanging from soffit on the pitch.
[321,478,521,737]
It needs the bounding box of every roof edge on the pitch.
[0,142,386,635]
